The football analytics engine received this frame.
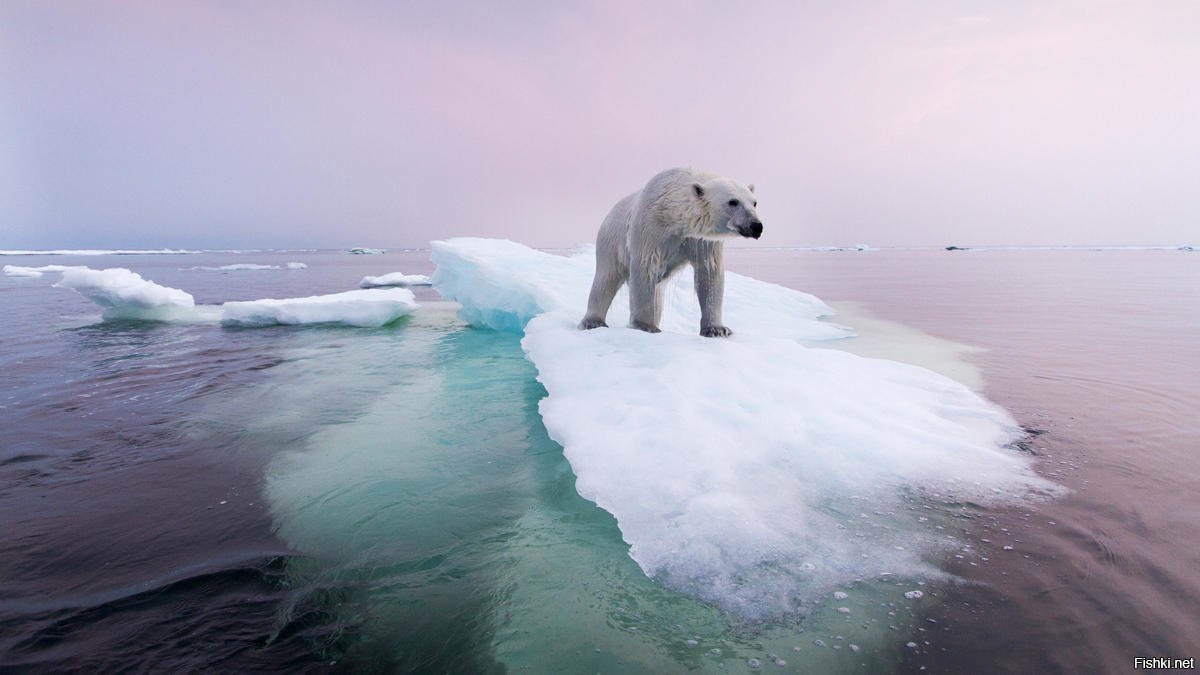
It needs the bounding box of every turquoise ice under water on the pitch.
[207,306,936,672]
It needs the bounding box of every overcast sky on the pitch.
[2,1,1198,249]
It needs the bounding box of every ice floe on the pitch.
[49,266,414,327]
[431,237,1062,617]
[360,272,433,288]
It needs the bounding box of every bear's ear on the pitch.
[747,183,755,193]
[692,183,705,198]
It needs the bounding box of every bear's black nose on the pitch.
[750,221,763,239]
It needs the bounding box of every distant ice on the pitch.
[360,272,433,288]
[187,263,280,271]
[431,237,1062,617]
[55,267,199,321]
[349,247,386,255]
[0,248,197,255]
[811,244,875,252]
[222,288,416,327]
[50,266,415,327]
[3,264,84,278]
[286,262,308,269]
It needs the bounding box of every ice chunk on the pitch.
[430,238,1063,618]
[348,247,385,255]
[286,262,308,269]
[360,272,433,288]
[55,267,198,321]
[222,288,416,327]
[3,264,83,278]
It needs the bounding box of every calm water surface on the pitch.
[1,248,1196,673]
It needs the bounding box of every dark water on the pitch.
[1,248,1196,673]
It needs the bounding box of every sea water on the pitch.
[1,247,1196,673]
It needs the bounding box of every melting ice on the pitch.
[431,238,1062,617]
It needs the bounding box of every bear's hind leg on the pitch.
[580,266,625,330]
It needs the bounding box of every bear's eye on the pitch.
[727,199,739,207]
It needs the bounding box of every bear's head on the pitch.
[691,179,763,240]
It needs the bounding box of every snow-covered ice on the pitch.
[431,237,851,341]
[286,262,308,269]
[222,288,416,327]
[360,272,433,288]
[431,237,1062,617]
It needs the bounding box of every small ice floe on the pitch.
[286,262,308,269]
[837,607,851,614]
[360,272,433,288]
[55,267,198,321]
[348,247,385,255]
[904,590,924,600]
[833,591,848,600]
[746,657,761,669]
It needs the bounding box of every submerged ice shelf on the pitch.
[432,237,1062,617]
[47,266,415,327]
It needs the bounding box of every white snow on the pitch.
[286,262,308,269]
[360,272,432,288]
[3,264,84,278]
[222,288,416,327]
[55,267,198,321]
[430,237,1062,617]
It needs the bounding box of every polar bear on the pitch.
[579,168,763,336]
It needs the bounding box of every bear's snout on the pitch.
[749,221,763,239]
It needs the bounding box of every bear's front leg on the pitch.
[691,239,732,337]
[628,270,661,333]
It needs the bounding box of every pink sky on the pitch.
[2,1,1198,248]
